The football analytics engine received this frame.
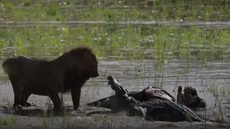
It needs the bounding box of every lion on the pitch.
[2,46,99,112]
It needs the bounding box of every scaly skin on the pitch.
[106,76,217,122]
[87,78,176,111]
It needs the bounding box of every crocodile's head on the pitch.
[106,76,130,95]
[106,76,117,86]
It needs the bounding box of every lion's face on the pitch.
[75,50,99,79]
[85,53,99,78]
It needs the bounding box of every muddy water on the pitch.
[0,58,230,128]
[1,21,230,28]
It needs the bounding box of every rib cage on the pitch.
[107,76,210,122]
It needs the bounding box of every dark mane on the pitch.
[65,46,92,56]
[54,46,93,61]
[70,46,92,54]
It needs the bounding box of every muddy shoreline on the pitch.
[0,87,229,129]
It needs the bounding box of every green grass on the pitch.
[1,0,230,21]
[0,0,229,59]
[0,0,229,61]
[0,115,17,127]
[1,25,230,61]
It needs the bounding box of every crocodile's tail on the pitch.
[178,103,228,123]
[160,100,206,122]
[197,114,229,124]
[170,102,229,123]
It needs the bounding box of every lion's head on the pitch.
[64,46,99,80]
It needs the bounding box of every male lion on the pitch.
[2,46,99,112]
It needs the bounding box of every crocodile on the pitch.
[105,76,218,122]
[87,79,176,112]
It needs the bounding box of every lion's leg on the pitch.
[71,87,81,110]
[8,76,23,111]
[20,89,32,107]
[48,90,63,112]
[12,84,23,111]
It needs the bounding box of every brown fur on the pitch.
[177,86,187,105]
[2,46,99,112]
[184,86,197,102]
[182,86,206,109]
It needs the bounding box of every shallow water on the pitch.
[0,58,230,128]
